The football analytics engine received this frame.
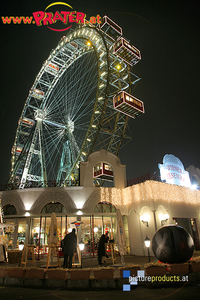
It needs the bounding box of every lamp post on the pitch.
[79,239,85,269]
[18,240,24,267]
[144,235,150,262]
[19,240,24,251]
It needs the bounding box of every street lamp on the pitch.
[19,240,24,251]
[160,214,169,226]
[18,240,24,267]
[79,239,85,269]
[144,235,151,262]
[140,214,150,227]
[94,227,98,233]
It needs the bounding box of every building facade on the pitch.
[1,149,200,256]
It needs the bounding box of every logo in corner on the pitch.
[1,2,101,31]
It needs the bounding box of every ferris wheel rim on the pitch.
[9,21,138,187]
[10,25,111,185]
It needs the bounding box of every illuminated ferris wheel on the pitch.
[8,16,144,188]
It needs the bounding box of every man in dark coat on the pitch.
[63,228,77,268]
[98,232,109,265]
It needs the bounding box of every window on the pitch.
[41,202,66,214]
[94,202,116,213]
[3,204,17,215]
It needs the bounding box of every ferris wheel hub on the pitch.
[67,118,74,133]
[34,109,45,121]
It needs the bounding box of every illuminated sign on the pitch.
[158,154,191,188]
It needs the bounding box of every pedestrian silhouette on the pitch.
[63,228,77,268]
[98,232,109,265]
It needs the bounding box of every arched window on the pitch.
[3,204,17,215]
[93,202,116,213]
[41,202,66,214]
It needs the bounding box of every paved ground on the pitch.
[1,253,156,269]
[2,250,199,270]
[1,252,200,299]
[0,282,200,300]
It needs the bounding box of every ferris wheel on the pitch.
[8,16,144,189]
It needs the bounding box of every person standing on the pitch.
[63,228,77,268]
[98,232,109,265]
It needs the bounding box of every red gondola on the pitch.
[11,145,23,155]
[93,162,113,181]
[22,117,34,127]
[113,37,141,66]
[46,62,59,74]
[33,89,45,99]
[113,91,144,119]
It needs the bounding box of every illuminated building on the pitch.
[0,150,200,256]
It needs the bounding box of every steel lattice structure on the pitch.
[8,16,143,188]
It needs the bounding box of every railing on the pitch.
[127,173,161,187]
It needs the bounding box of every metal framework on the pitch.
[8,16,142,188]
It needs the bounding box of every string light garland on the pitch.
[100,180,200,208]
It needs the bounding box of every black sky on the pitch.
[0,0,200,185]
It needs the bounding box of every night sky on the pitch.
[0,0,200,185]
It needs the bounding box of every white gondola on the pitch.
[99,15,122,41]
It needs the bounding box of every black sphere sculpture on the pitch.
[152,225,194,263]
